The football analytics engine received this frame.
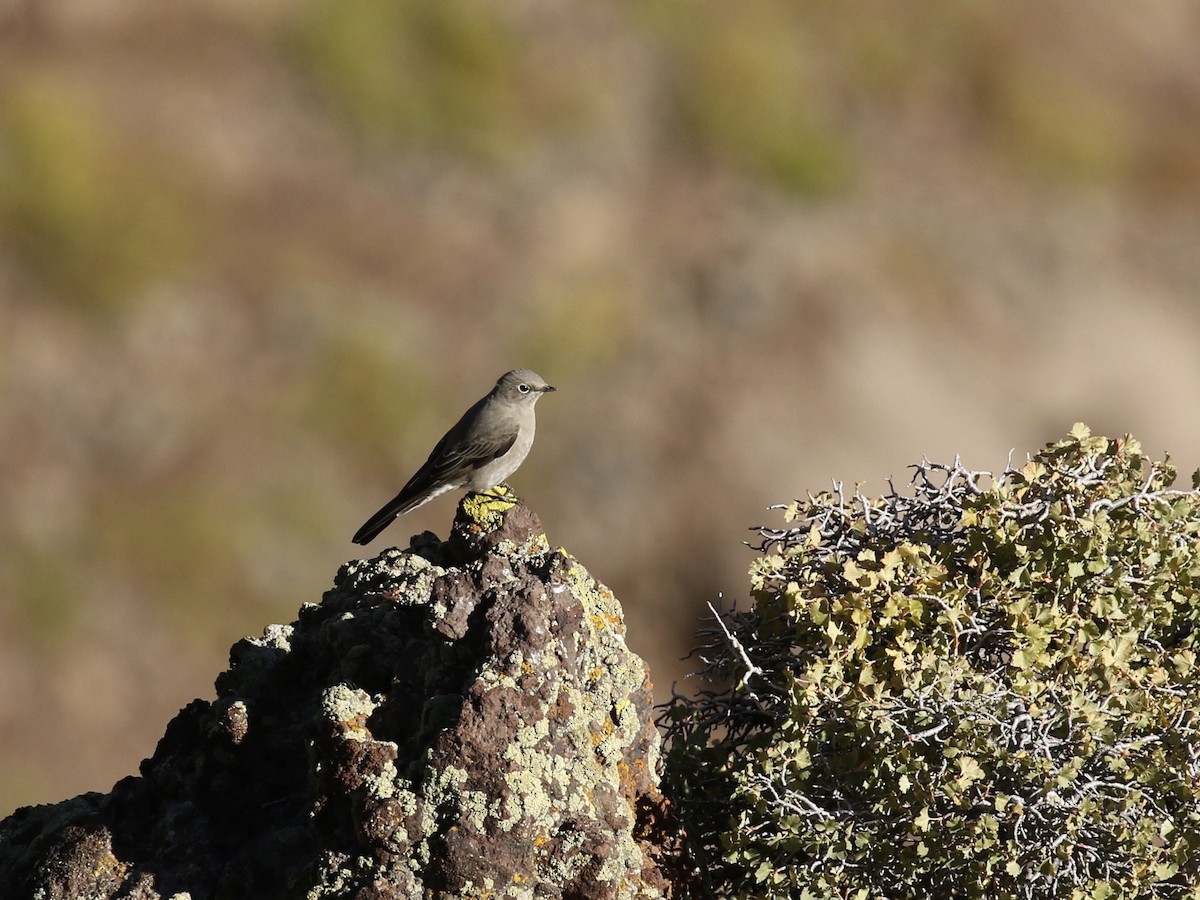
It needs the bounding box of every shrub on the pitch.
[662,425,1200,898]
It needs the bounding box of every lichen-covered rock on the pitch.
[0,495,668,899]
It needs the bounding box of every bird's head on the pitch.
[494,369,556,404]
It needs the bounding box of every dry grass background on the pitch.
[2,0,1200,815]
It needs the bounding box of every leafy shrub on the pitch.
[662,425,1200,898]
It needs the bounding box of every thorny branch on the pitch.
[663,448,1200,896]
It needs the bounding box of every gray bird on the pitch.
[352,368,556,544]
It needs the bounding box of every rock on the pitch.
[0,495,669,899]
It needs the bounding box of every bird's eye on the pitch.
[518,383,530,393]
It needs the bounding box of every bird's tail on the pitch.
[351,491,426,544]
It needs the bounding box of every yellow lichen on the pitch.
[461,487,518,530]
[92,850,128,880]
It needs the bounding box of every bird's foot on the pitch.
[462,483,521,526]
[483,482,518,501]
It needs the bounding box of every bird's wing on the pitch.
[419,423,519,486]
[351,420,518,545]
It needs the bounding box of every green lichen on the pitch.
[306,852,377,900]
[320,683,377,730]
[499,769,554,831]
[361,756,400,801]
[337,549,443,607]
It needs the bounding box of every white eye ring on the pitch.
[518,383,531,393]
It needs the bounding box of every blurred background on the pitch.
[3,0,1200,817]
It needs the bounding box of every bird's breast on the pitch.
[466,418,535,491]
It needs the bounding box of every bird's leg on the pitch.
[462,483,521,520]
[484,482,518,501]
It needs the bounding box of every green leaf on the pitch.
[914,807,930,831]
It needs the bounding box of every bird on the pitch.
[352,368,556,544]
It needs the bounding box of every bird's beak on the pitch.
[542,385,557,393]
